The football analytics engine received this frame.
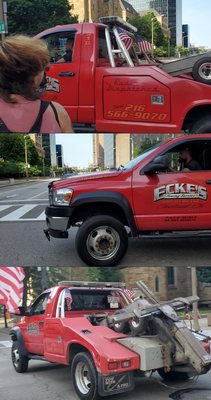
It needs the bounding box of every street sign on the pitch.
[0,20,5,33]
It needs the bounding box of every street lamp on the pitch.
[24,135,29,181]
[151,16,157,57]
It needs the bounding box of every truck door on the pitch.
[132,139,211,231]
[24,292,50,355]
[39,28,80,122]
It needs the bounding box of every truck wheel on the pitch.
[158,368,189,382]
[190,115,211,133]
[11,342,28,373]
[76,215,128,266]
[192,57,211,84]
[129,316,148,335]
[71,352,99,400]
[113,321,129,333]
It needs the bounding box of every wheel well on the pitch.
[183,105,211,131]
[69,343,91,364]
[70,202,129,227]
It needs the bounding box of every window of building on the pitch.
[155,276,160,292]
[167,267,176,286]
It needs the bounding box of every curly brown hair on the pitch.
[0,35,50,103]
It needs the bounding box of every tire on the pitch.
[158,368,189,382]
[192,57,211,85]
[113,321,129,333]
[76,215,128,266]
[71,352,99,400]
[11,341,28,373]
[190,115,211,133]
[129,316,149,335]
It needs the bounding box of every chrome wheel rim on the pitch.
[86,225,120,261]
[198,63,211,80]
[12,347,20,368]
[75,362,91,394]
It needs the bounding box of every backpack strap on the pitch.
[29,100,50,133]
[0,118,12,133]
[49,101,61,129]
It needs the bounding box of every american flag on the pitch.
[0,267,25,313]
[136,34,153,54]
[117,27,134,51]
[124,289,136,301]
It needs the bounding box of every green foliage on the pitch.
[129,13,167,48]
[7,0,78,35]
[23,267,70,303]
[86,267,123,283]
[133,139,158,158]
[0,134,39,164]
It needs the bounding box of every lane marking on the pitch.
[1,204,37,221]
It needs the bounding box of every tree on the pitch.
[7,0,78,36]
[129,13,167,48]
[133,138,158,158]
[87,267,123,283]
[0,134,40,165]
[23,267,70,304]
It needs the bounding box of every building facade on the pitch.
[70,0,137,23]
[126,0,182,46]
[56,144,64,168]
[41,134,57,166]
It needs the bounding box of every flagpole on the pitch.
[3,305,8,328]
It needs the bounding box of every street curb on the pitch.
[0,178,52,189]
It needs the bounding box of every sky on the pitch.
[182,0,211,48]
[56,134,93,168]
[56,1,211,168]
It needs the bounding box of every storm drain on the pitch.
[170,388,211,399]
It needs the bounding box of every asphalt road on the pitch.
[1,331,211,400]
[0,181,211,267]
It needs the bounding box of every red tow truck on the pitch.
[10,281,211,400]
[36,17,211,133]
[45,134,211,266]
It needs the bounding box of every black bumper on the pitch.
[45,205,74,218]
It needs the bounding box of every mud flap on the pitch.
[98,371,134,397]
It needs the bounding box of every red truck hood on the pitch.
[52,170,123,189]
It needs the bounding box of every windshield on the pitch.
[122,142,162,170]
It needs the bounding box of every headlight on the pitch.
[51,188,73,206]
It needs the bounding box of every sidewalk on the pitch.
[0,177,52,188]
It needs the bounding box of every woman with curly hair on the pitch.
[0,35,73,133]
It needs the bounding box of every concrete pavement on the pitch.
[0,177,52,188]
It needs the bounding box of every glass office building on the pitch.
[127,0,182,46]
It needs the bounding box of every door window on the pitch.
[42,31,76,63]
[30,292,50,315]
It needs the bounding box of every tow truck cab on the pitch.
[36,17,211,133]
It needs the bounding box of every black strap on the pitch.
[0,119,12,133]
[0,100,60,133]
[29,100,50,133]
[49,102,61,129]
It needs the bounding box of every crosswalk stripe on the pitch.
[1,204,38,221]
[0,341,12,348]
[36,211,46,221]
[0,205,13,212]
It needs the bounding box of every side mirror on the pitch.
[13,306,31,316]
[141,155,170,174]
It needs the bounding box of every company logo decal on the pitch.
[154,183,207,201]
[27,324,40,334]
[46,76,60,93]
